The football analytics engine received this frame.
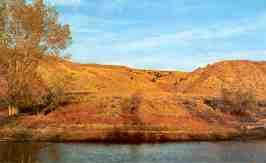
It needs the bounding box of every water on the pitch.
[0,141,265,163]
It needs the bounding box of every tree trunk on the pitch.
[8,104,18,117]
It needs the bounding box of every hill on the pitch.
[39,59,266,100]
[176,60,266,100]
[0,59,266,142]
[2,58,266,99]
[38,57,186,97]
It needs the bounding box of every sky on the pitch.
[45,0,265,71]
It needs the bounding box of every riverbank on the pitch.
[0,94,266,143]
[0,123,265,143]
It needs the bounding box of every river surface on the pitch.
[0,141,265,163]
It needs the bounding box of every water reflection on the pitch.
[0,141,265,163]
[0,143,59,163]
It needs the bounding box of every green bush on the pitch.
[40,74,68,115]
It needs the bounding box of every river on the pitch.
[0,141,265,163]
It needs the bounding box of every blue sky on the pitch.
[45,0,265,71]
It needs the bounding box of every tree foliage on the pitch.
[0,0,71,112]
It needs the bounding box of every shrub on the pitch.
[6,74,44,115]
[40,73,68,115]
[120,93,143,125]
[121,93,142,114]
[0,96,7,108]
[220,87,257,116]
[15,72,68,115]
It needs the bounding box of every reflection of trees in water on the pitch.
[0,143,41,163]
[48,144,60,162]
[0,143,60,163]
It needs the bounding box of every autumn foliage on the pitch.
[0,0,71,113]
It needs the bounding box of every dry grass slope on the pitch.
[0,59,266,141]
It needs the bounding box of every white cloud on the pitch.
[45,0,81,6]
[114,13,266,50]
[216,50,266,56]
[143,50,266,71]
[103,0,128,9]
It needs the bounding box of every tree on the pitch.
[0,0,71,115]
[0,0,7,49]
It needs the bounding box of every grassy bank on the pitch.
[0,93,265,143]
[0,122,265,143]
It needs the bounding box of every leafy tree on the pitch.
[0,0,71,114]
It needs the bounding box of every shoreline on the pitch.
[0,126,265,143]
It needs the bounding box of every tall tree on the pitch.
[0,0,71,113]
[0,0,7,47]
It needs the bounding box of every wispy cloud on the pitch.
[81,0,205,15]
[45,0,81,6]
[80,0,130,13]
[211,50,266,57]
[114,13,266,50]
[58,0,266,70]
[102,0,129,10]
[132,50,266,71]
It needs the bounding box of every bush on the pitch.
[7,77,41,115]
[220,87,257,115]
[40,73,68,115]
[120,93,143,125]
[15,73,68,115]
[121,93,142,114]
[0,96,7,108]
